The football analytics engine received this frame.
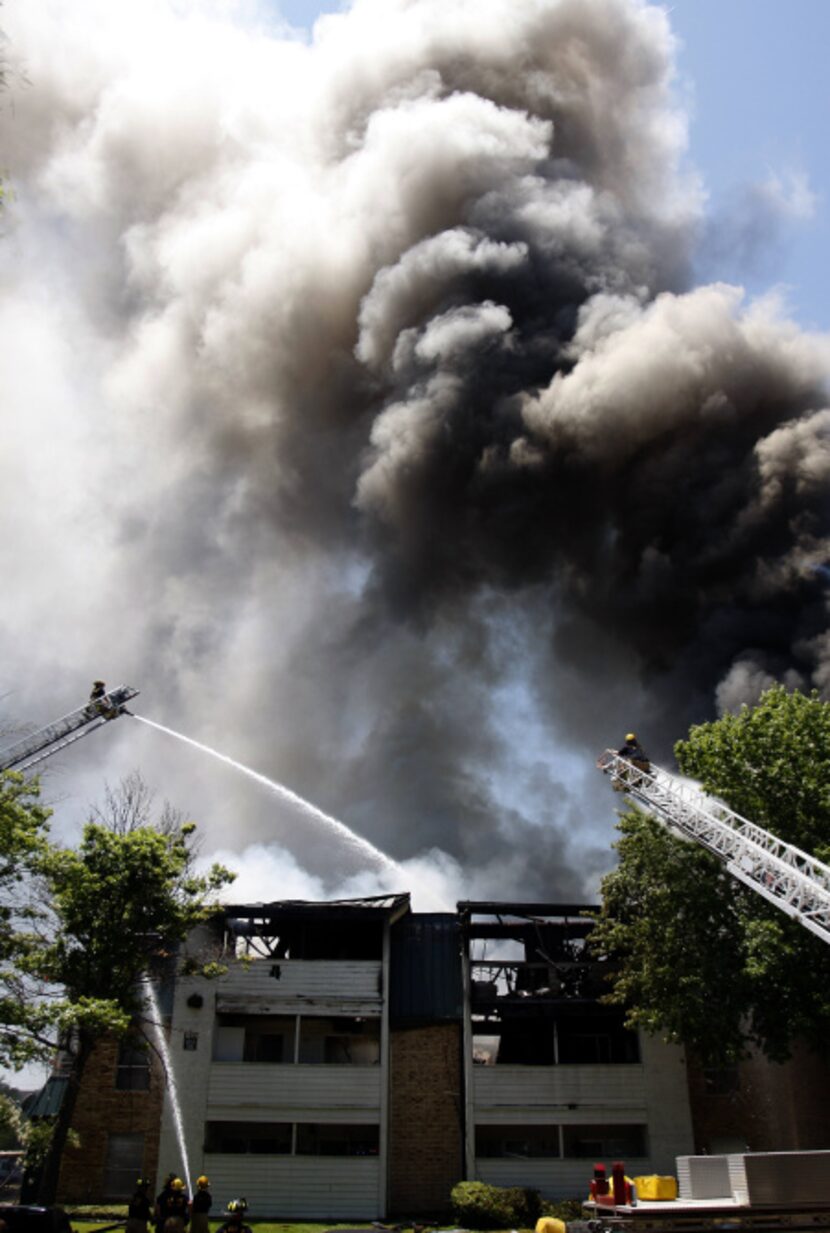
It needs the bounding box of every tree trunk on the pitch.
[36,1031,93,1206]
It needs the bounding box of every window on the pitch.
[115,1038,150,1091]
[557,1013,640,1064]
[298,1017,380,1065]
[205,1121,379,1157]
[472,1035,499,1066]
[103,1133,144,1199]
[476,1125,560,1159]
[561,1124,647,1159]
[212,1014,381,1064]
[212,1015,296,1063]
[476,1022,555,1066]
[204,1121,291,1154]
[296,1123,379,1157]
[245,1032,284,1063]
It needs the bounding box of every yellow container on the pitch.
[633,1175,678,1201]
[536,1219,566,1233]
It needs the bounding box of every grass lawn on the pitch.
[70,1223,406,1233]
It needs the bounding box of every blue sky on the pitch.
[278,0,830,330]
[671,0,829,330]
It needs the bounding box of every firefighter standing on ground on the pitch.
[189,1176,212,1233]
[126,1178,153,1233]
[218,1200,252,1233]
[156,1176,189,1233]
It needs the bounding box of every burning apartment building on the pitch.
[47,894,830,1218]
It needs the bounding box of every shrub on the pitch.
[451,1180,542,1228]
[540,1198,584,1221]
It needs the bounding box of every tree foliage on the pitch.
[34,812,233,1203]
[676,685,830,860]
[0,773,52,1069]
[0,768,235,1202]
[592,687,830,1064]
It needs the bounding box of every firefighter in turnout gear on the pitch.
[618,732,650,772]
[157,1177,189,1232]
[218,1200,252,1233]
[126,1178,153,1233]
[189,1177,212,1233]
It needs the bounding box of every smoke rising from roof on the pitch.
[1,0,828,903]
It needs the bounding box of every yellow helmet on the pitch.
[197,1177,210,1189]
[171,1179,185,1192]
[625,732,637,743]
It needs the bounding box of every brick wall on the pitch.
[388,1023,463,1216]
[57,1037,164,1204]
[687,1041,830,1153]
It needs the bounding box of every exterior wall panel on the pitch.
[208,1063,381,1110]
[639,1034,696,1174]
[205,1156,381,1218]
[217,960,382,1004]
[473,1063,647,1112]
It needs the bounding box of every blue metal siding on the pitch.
[389,913,462,1022]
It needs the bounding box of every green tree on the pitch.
[0,772,53,1069]
[676,685,830,859]
[0,767,234,1202]
[28,817,234,1203]
[592,687,830,1065]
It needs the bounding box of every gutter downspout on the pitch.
[379,916,391,1218]
[460,916,475,1180]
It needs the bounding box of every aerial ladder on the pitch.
[597,750,830,946]
[0,685,139,774]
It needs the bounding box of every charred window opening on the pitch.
[225,913,385,959]
[472,1009,638,1065]
[462,903,639,1066]
[557,1011,639,1064]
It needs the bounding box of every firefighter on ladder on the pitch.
[87,680,121,720]
[618,732,650,772]
[611,732,651,790]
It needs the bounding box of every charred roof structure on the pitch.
[459,901,636,1067]
[223,894,410,961]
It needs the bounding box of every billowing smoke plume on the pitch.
[1,0,828,903]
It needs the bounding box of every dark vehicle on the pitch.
[0,1206,73,1233]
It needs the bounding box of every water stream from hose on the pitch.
[142,975,192,1190]
[131,714,448,904]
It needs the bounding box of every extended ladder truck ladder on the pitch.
[0,686,139,774]
[597,751,830,947]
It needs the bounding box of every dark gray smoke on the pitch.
[1,0,828,902]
